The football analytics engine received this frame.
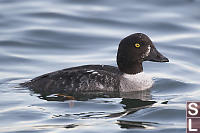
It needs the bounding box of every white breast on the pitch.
[120,72,154,92]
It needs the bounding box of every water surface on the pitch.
[0,0,200,132]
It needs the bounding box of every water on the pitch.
[0,0,200,132]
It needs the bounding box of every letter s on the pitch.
[188,103,198,116]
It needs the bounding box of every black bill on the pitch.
[144,47,169,62]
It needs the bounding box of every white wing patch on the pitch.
[87,70,101,76]
[87,70,95,72]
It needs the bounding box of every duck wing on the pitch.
[21,65,121,96]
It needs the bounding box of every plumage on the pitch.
[21,33,169,97]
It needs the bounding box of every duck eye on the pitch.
[135,43,140,48]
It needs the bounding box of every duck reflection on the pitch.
[36,88,152,101]
[32,88,165,130]
[107,90,155,118]
[115,97,157,129]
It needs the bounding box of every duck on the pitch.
[20,33,169,97]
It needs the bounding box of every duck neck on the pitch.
[118,61,143,75]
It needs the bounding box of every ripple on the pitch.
[0,0,200,133]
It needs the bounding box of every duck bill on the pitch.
[144,47,169,62]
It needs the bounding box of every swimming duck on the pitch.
[21,33,169,97]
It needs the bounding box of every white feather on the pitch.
[120,72,154,92]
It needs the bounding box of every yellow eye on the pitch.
[135,43,140,48]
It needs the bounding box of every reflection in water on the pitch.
[120,98,155,110]
[120,90,151,101]
[1,0,199,132]
[116,98,156,129]
[115,98,169,129]
[117,120,157,129]
[51,99,158,130]
[36,88,152,101]
[107,98,156,118]
[34,124,78,129]
[35,88,159,130]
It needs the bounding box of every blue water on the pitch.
[0,0,200,132]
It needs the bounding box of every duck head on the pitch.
[117,33,169,74]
